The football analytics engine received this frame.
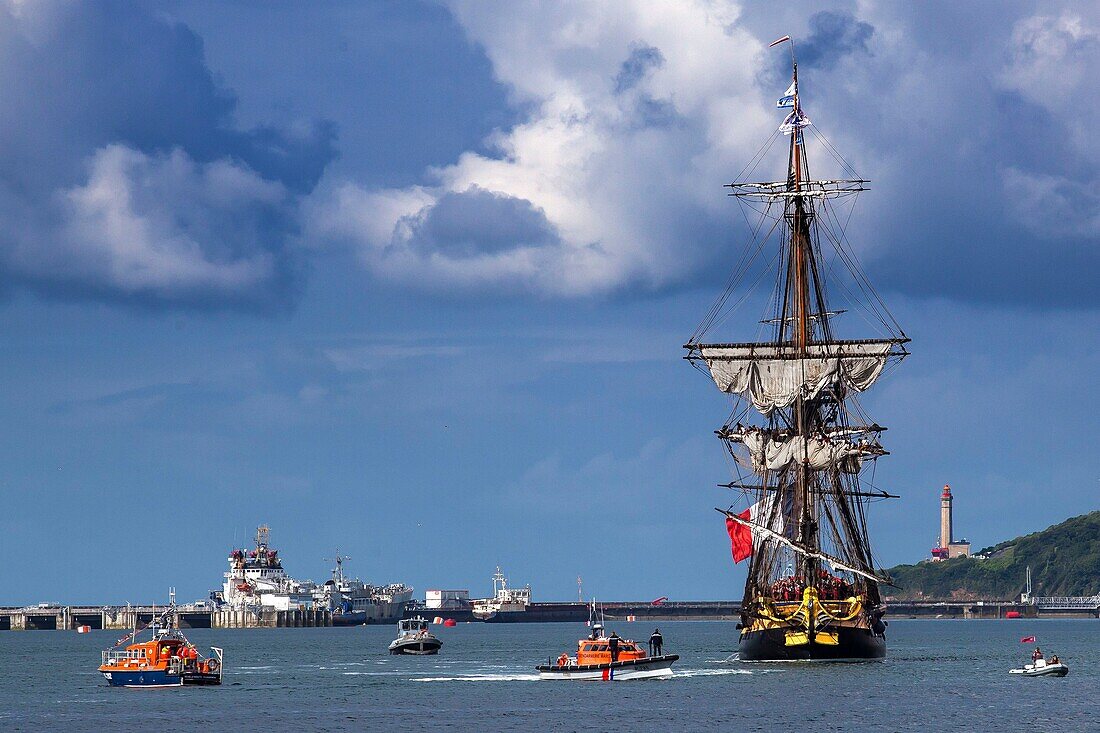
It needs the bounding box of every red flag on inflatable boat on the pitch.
[1020,636,1036,643]
[726,509,752,564]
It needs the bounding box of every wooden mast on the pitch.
[788,58,818,578]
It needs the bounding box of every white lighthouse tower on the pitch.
[931,484,971,560]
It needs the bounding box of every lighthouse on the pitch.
[931,484,971,561]
[940,484,953,550]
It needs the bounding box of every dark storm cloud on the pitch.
[612,44,680,130]
[614,44,665,94]
[798,11,874,70]
[0,1,336,311]
[400,187,561,258]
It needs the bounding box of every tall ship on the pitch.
[471,567,531,621]
[684,37,908,661]
[213,525,412,625]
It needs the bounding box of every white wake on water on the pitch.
[412,673,541,682]
[674,668,757,677]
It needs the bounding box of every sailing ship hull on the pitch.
[738,626,885,662]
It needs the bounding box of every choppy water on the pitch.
[2,619,1096,732]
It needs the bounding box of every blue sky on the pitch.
[0,1,1096,604]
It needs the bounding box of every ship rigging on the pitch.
[685,36,909,661]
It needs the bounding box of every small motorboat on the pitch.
[537,605,677,681]
[388,616,442,655]
[99,599,222,688]
[1010,657,1069,677]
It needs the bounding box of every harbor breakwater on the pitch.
[0,605,332,630]
[2,599,1085,631]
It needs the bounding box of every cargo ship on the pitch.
[211,525,412,625]
[470,567,531,621]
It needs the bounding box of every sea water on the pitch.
[1,619,1095,732]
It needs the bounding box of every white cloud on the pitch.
[5,144,289,303]
[323,342,466,371]
[0,2,336,311]
[1001,166,1100,237]
[996,13,1100,237]
[998,13,1097,115]
[303,1,1100,305]
[307,0,772,296]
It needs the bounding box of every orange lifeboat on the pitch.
[537,612,677,681]
[98,603,224,688]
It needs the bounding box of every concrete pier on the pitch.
[1,599,1092,630]
[210,608,331,628]
[0,605,331,630]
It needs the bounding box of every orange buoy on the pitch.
[443,618,457,627]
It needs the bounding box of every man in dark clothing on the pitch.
[649,628,663,656]
[609,632,620,662]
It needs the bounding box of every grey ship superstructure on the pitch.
[214,526,413,625]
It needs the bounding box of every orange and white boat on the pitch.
[537,606,677,681]
[99,597,223,688]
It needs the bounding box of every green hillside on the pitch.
[883,510,1100,601]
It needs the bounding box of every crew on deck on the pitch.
[649,628,663,656]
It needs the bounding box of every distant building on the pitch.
[425,589,469,609]
[930,484,970,561]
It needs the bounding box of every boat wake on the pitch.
[412,673,541,682]
[675,668,758,678]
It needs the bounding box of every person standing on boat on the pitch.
[649,628,663,657]
[1032,647,1043,662]
[609,632,620,662]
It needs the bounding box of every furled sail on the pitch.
[729,427,884,474]
[691,340,904,413]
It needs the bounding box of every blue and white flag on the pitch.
[776,82,796,109]
[779,108,810,134]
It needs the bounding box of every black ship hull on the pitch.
[738,625,885,662]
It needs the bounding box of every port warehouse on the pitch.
[3,598,1095,630]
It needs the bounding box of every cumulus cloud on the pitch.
[307,1,1100,307]
[0,1,335,310]
[998,13,1098,115]
[996,13,1100,240]
[307,0,769,296]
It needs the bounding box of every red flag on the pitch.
[726,509,752,564]
[1020,636,1036,643]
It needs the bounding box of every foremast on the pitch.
[685,39,909,647]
